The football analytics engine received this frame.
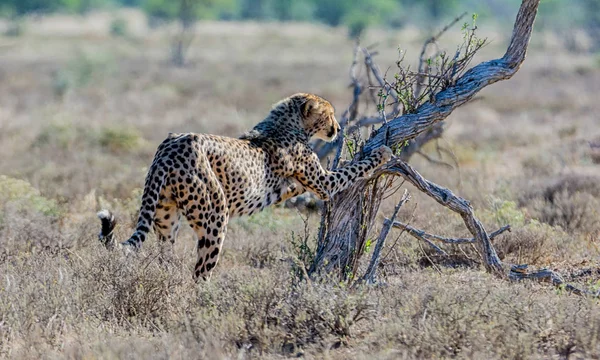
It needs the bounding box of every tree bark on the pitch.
[310,0,541,279]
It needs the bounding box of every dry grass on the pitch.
[1,14,600,359]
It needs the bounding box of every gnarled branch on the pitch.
[311,0,541,279]
[390,222,510,246]
[362,0,540,156]
[380,158,504,273]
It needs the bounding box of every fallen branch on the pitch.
[398,225,449,256]
[509,265,595,296]
[389,222,511,245]
[381,159,597,296]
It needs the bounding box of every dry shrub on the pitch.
[531,190,599,234]
[189,269,374,356]
[3,240,600,359]
[0,176,63,255]
[521,153,557,177]
[521,174,600,234]
[35,122,145,154]
[370,271,600,359]
[494,221,576,265]
[0,236,374,358]
[243,239,281,269]
[76,248,191,325]
[590,138,600,164]
[0,243,196,358]
[590,149,600,164]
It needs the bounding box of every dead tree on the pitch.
[309,0,541,281]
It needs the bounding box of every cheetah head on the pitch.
[298,94,341,142]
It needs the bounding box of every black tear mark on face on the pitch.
[327,125,336,138]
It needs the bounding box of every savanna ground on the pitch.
[1,10,600,359]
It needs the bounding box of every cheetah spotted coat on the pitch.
[98,93,392,280]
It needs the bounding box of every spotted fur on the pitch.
[97,93,392,281]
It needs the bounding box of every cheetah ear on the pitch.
[301,98,321,119]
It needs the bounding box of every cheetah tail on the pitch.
[97,209,117,249]
[123,165,168,248]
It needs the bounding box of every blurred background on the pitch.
[0,0,598,245]
[0,0,599,47]
[0,0,598,247]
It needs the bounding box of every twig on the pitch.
[363,190,410,284]
[417,239,443,274]
[390,222,511,245]
[338,43,363,166]
[409,71,448,80]
[415,150,455,169]
[415,12,468,98]
[403,226,449,256]
[362,47,399,117]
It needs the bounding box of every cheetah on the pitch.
[97,93,392,281]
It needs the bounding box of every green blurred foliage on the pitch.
[237,0,315,21]
[0,0,112,16]
[0,0,598,42]
[142,0,236,23]
[341,0,398,37]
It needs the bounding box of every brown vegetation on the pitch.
[1,10,600,359]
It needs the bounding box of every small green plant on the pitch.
[35,121,79,150]
[345,139,356,158]
[364,238,373,254]
[289,216,315,281]
[490,198,525,226]
[109,17,128,37]
[52,51,114,96]
[98,126,144,153]
[0,176,61,219]
[390,140,409,156]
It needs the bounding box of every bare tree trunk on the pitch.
[310,0,541,280]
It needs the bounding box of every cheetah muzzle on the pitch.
[97,93,392,281]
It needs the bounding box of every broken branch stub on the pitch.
[310,0,540,279]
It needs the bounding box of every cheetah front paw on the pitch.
[372,145,393,165]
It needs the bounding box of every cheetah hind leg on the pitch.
[183,173,229,282]
[153,193,182,264]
